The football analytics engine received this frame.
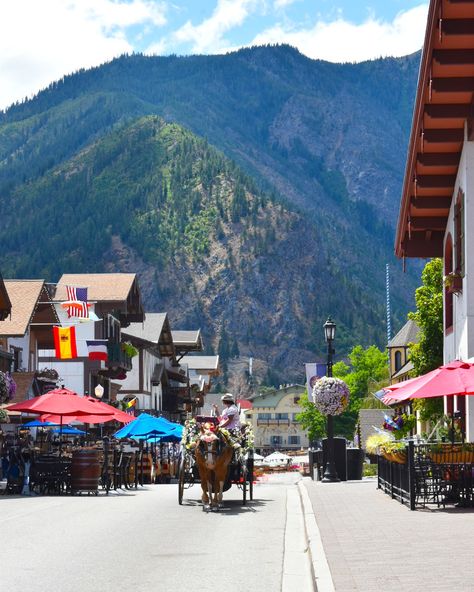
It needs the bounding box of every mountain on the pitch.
[0,45,422,387]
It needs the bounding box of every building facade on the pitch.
[246,385,308,454]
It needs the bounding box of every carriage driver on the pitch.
[213,394,241,429]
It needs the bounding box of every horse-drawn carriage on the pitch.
[178,415,254,509]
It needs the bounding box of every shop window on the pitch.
[454,189,465,275]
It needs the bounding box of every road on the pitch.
[1,472,311,592]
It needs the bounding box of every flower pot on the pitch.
[446,274,463,294]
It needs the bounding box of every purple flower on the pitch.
[312,377,350,416]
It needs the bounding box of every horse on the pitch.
[194,425,234,509]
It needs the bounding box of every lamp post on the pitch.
[322,317,340,482]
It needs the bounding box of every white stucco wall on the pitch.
[443,135,474,439]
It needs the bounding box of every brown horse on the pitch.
[194,427,233,509]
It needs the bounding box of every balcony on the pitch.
[257,419,290,426]
[106,342,132,372]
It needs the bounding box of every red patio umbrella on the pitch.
[382,360,474,404]
[7,388,112,416]
[42,397,134,425]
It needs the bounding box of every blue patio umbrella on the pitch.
[52,426,86,436]
[21,419,59,428]
[113,413,182,440]
[132,424,183,443]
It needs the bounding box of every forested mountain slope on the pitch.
[0,45,422,384]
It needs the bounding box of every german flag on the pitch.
[53,326,78,359]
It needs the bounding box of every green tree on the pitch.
[408,258,443,376]
[408,258,444,422]
[295,392,326,442]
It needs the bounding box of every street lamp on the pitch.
[94,384,104,399]
[322,317,340,482]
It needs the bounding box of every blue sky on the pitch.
[0,0,428,110]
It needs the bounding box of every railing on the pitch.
[377,444,414,510]
[376,442,474,511]
[257,419,290,426]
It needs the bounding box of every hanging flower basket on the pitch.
[444,272,463,294]
[0,371,16,404]
[312,376,350,416]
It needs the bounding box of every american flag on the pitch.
[66,286,89,318]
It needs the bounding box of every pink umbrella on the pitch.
[42,397,133,425]
[7,388,111,416]
[382,360,474,403]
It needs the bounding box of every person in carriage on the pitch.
[212,393,242,448]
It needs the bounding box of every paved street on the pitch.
[1,473,311,592]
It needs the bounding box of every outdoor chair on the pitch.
[414,461,449,508]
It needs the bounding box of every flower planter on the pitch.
[429,450,474,464]
[445,273,463,294]
[382,450,407,464]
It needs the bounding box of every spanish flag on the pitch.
[53,326,78,359]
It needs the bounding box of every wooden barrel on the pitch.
[154,459,161,477]
[71,448,101,492]
[138,453,153,484]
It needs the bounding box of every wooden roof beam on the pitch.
[410,196,452,209]
[433,49,474,64]
[417,152,461,166]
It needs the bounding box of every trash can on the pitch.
[346,448,365,480]
[322,437,347,481]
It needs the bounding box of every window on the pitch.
[394,351,402,372]
[258,413,272,420]
[10,346,22,372]
[276,413,288,420]
[288,436,300,445]
[271,436,282,446]
[445,233,454,331]
[454,190,465,275]
[293,396,300,404]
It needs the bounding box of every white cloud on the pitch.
[274,0,298,8]
[249,4,429,62]
[0,0,167,110]
[165,0,260,55]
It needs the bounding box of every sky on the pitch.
[0,0,429,110]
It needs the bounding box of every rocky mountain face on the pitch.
[0,45,422,387]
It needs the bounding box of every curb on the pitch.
[281,484,315,592]
[298,479,335,592]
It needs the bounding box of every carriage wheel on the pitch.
[178,455,186,505]
[246,455,254,501]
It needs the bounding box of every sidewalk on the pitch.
[301,477,474,592]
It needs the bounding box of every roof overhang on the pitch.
[396,0,474,258]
